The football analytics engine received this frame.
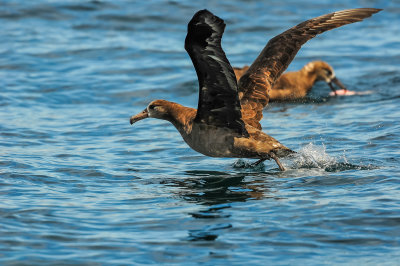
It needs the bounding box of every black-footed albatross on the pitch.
[234,61,347,100]
[130,8,381,170]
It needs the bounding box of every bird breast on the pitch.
[178,123,237,157]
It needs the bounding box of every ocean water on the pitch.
[1,0,400,265]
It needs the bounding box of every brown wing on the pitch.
[238,8,382,130]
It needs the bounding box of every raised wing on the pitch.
[238,8,382,130]
[185,9,249,137]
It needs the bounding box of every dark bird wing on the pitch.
[238,8,382,130]
[185,9,249,137]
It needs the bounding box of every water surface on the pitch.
[1,0,400,264]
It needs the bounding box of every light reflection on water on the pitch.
[1,0,400,264]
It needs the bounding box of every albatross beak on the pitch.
[130,109,149,125]
[328,77,347,96]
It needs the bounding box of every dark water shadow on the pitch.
[174,170,271,206]
[163,170,278,241]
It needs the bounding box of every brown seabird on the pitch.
[234,61,347,100]
[130,8,381,170]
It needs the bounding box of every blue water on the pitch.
[1,0,400,264]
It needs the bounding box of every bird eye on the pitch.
[149,104,156,110]
[326,69,332,76]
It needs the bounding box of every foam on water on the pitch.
[292,143,378,172]
[292,143,337,168]
[233,143,377,172]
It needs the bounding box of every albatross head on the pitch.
[305,61,347,95]
[130,99,174,125]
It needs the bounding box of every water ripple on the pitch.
[1,0,400,265]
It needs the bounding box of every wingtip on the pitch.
[359,7,383,14]
[191,9,214,22]
[350,7,383,20]
[339,7,383,16]
[189,9,225,29]
[194,9,212,16]
[186,9,226,50]
[366,8,383,12]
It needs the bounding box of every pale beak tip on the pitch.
[129,109,149,125]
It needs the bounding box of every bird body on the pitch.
[132,100,291,161]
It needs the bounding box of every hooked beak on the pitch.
[328,77,347,96]
[130,108,148,125]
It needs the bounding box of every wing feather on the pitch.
[185,10,249,137]
[238,8,382,130]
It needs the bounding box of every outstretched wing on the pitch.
[238,8,382,130]
[185,9,249,137]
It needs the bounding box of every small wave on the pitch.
[291,143,377,172]
[232,159,265,170]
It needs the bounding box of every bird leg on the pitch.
[252,154,286,171]
[252,158,266,167]
[269,153,286,171]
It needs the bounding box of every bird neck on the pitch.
[300,67,319,92]
[165,102,197,134]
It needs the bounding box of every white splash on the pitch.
[292,143,339,169]
[232,143,358,172]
